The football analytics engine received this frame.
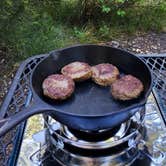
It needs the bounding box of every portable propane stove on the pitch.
[18,94,166,166]
[0,53,166,166]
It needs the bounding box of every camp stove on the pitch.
[41,110,145,166]
[1,53,166,166]
[25,97,166,166]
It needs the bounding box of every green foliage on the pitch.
[0,1,98,61]
[98,0,130,17]
[98,24,110,39]
[99,0,137,17]
[0,0,165,62]
[5,14,77,60]
[102,5,111,13]
[117,9,126,17]
[160,1,166,11]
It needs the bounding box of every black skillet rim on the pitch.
[30,44,153,117]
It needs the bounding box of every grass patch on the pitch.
[0,14,100,62]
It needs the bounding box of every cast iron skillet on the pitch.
[0,45,152,136]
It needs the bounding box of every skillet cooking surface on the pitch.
[32,45,149,116]
[42,75,143,116]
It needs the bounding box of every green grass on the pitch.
[0,15,100,62]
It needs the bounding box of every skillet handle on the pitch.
[0,104,50,137]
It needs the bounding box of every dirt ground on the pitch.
[104,32,166,54]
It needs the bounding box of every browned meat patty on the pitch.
[111,75,144,101]
[91,63,120,86]
[42,74,75,100]
[61,61,92,81]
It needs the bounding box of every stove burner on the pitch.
[50,144,139,166]
[48,123,143,166]
[40,109,149,165]
[62,120,130,142]
[44,109,145,153]
[28,105,166,166]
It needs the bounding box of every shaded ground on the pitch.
[0,55,17,105]
[104,32,166,54]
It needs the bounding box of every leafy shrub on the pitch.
[98,23,110,39]
[74,0,139,23]
[0,1,75,60]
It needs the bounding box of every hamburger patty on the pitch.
[111,75,144,101]
[61,61,92,81]
[91,63,120,86]
[42,74,75,100]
